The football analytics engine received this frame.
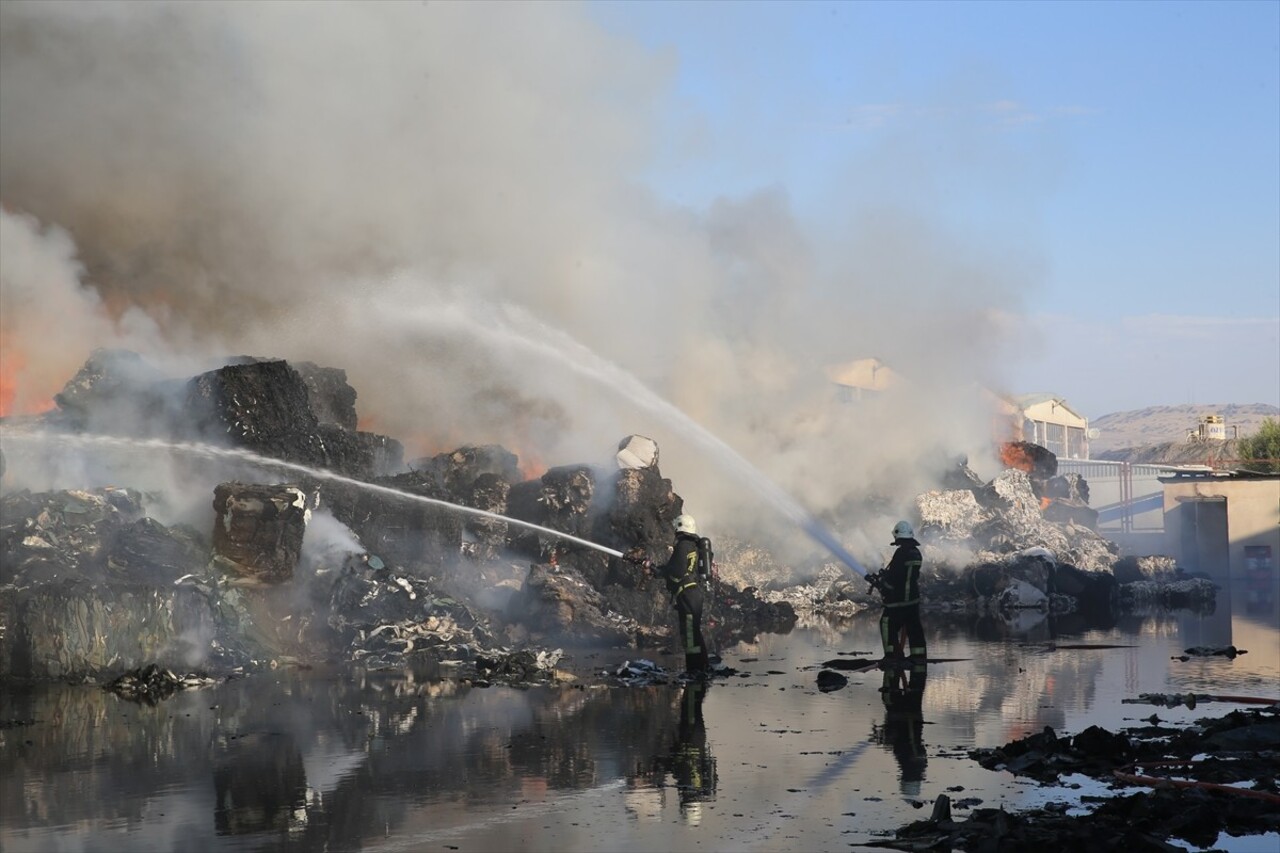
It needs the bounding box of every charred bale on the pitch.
[184,360,329,465]
[0,487,146,585]
[291,361,359,431]
[1112,555,1180,585]
[540,465,596,537]
[48,349,172,434]
[506,465,599,561]
[1050,564,1118,611]
[505,478,546,554]
[999,441,1059,483]
[593,466,683,563]
[0,488,257,679]
[1,577,254,679]
[1041,499,1099,530]
[404,446,522,559]
[313,423,404,477]
[959,554,1052,606]
[211,482,314,586]
[409,445,522,493]
[107,518,209,585]
[509,562,634,646]
[463,472,513,556]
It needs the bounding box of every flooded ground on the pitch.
[2,578,1277,853]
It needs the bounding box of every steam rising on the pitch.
[0,2,1025,555]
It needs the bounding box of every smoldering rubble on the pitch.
[0,352,1213,695]
[758,441,1216,628]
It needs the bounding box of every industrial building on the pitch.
[1158,469,1279,582]
[1013,393,1090,460]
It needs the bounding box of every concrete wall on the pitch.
[1162,477,1280,579]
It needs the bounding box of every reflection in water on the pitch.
[628,682,717,825]
[213,732,307,836]
[671,682,717,819]
[875,663,928,795]
[2,582,1277,853]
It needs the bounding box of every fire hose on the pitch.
[1114,760,1280,803]
[1122,692,1280,709]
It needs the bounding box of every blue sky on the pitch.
[592,0,1280,416]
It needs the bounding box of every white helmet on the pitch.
[674,514,698,535]
[892,520,915,541]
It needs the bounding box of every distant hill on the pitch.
[1090,403,1278,457]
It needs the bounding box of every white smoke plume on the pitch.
[0,2,1032,561]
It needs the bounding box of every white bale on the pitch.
[616,434,659,469]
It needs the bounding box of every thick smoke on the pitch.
[0,2,1028,558]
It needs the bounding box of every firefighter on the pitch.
[659,514,710,675]
[866,520,927,666]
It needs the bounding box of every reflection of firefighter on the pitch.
[213,731,307,834]
[671,681,717,821]
[876,662,928,795]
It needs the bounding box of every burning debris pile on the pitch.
[0,486,258,679]
[0,352,795,687]
[915,447,1214,617]
[763,442,1211,622]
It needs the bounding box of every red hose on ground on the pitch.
[1114,764,1280,803]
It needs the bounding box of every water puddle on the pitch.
[2,580,1276,852]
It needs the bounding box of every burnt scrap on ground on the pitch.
[764,449,1214,632]
[868,706,1280,852]
[1,352,1215,688]
[0,352,796,684]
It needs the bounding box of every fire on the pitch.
[517,452,547,481]
[0,347,56,418]
[0,353,17,416]
[999,442,1038,473]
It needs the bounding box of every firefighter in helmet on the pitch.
[659,514,710,675]
[866,520,927,666]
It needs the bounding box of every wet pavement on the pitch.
[2,578,1277,853]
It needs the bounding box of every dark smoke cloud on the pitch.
[0,1,1032,561]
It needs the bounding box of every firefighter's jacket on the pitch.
[661,532,703,600]
[880,538,922,607]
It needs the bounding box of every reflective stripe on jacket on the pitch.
[881,538,922,607]
[662,532,702,599]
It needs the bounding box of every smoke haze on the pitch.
[0,1,1029,558]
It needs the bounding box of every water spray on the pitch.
[387,296,872,577]
[0,430,626,560]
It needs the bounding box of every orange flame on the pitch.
[0,347,56,417]
[999,442,1038,473]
